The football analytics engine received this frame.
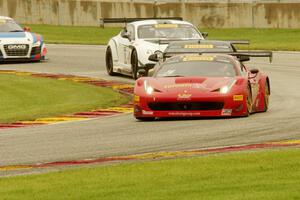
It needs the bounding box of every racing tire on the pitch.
[263,81,270,112]
[135,117,155,121]
[246,84,253,116]
[131,50,139,80]
[106,46,116,76]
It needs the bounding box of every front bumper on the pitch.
[0,44,46,62]
[134,93,247,118]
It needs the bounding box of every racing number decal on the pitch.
[123,46,127,64]
[123,46,132,65]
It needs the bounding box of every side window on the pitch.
[126,25,135,40]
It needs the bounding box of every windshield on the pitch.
[155,61,237,77]
[0,19,23,32]
[138,24,201,39]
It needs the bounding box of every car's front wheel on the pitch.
[246,84,253,116]
[263,81,270,112]
[106,46,116,76]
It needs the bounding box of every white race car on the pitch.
[104,18,205,79]
[0,16,47,62]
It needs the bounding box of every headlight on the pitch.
[144,80,154,95]
[220,86,229,94]
[219,79,236,94]
[33,41,41,47]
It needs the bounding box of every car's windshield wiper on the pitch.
[9,30,23,32]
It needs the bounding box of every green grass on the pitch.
[1,149,300,200]
[202,28,300,51]
[25,24,121,45]
[0,74,128,123]
[26,24,300,50]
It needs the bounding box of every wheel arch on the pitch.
[107,38,118,62]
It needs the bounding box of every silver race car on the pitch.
[103,18,206,79]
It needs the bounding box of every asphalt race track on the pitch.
[0,44,300,167]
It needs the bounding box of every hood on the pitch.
[148,77,236,94]
[0,32,26,39]
[138,39,169,52]
[0,32,40,44]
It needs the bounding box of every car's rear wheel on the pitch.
[131,50,138,80]
[263,81,270,112]
[106,46,116,76]
[246,84,253,116]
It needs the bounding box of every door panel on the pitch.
[117,26,135,71]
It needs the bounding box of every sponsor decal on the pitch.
[169,112,201,116]
[164,83,192,89]
[7,44,27,50]
[164,83,207,91]
[177,93,192,99]
[154,24,178,28]
[233,95,244,101]
[221,109,232,116]
[133,95,140,103]
[183,56,214,62]
[142,110,153,115]
[184,44,214,49]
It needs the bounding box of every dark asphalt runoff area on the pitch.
[0,44,300,167]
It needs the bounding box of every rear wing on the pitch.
[149,51,273,63]
[226,40,250,45]
[229,51,273,63]
[158,39,249,45]
[99,17,183,28]
[163,39,250,54]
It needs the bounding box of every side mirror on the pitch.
[148,54,159,62]
[23,26,31,32]
[137,69,147,78]
[202,32,208,39]
[121,31,131,40]
[250,68,259,74]
[249,68,259,79]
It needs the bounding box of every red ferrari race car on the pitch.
[133,53,272,120]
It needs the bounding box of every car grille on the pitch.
[4,44,29,56]
[148,102,224,111]
[30,46,41,56]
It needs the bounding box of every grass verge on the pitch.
[26,24,300,51]
[0,74,129,123]
[202,28,300,51]
[25,24,121,45]
[1,148,300,199]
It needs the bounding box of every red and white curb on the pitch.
[1,139,299,172]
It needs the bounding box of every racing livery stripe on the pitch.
[30,32,38,43]
[0,70,134,129]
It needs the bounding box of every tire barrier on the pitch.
[0,70,133,129]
